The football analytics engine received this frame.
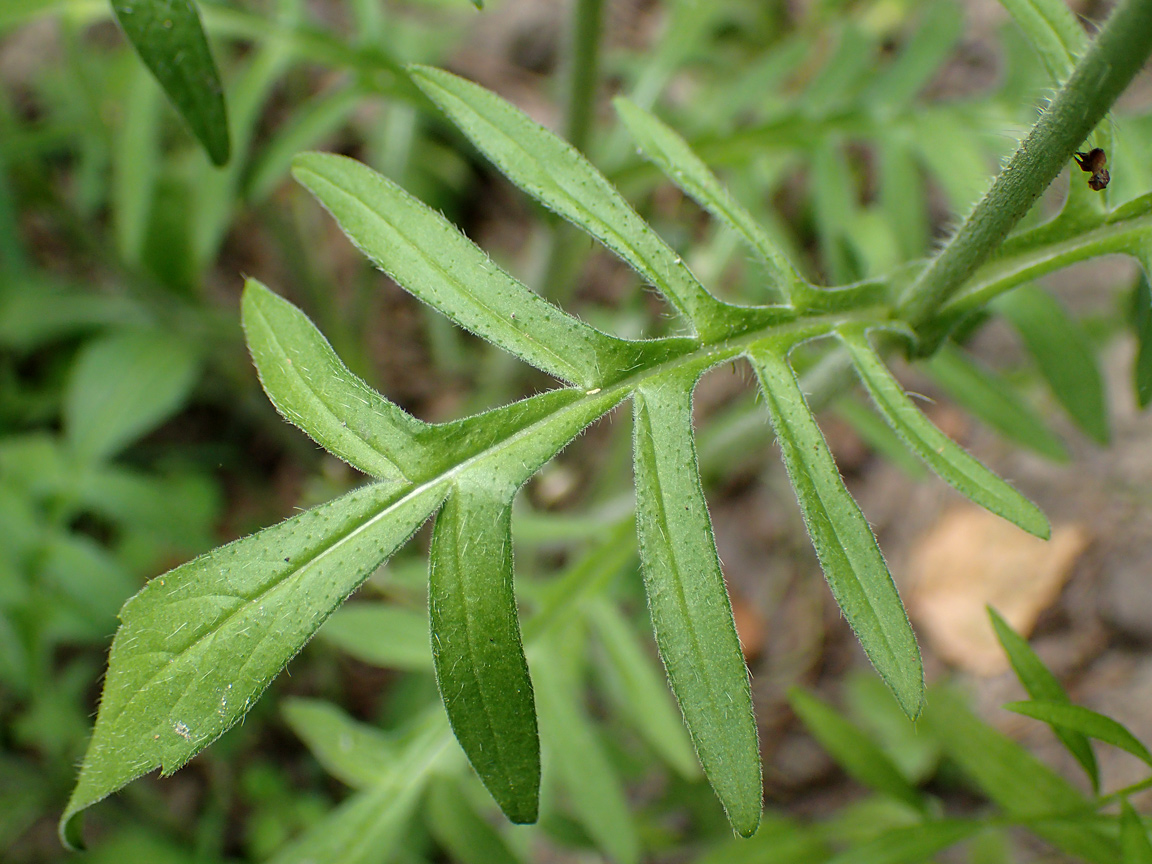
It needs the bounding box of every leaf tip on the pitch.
[58,809,85,852]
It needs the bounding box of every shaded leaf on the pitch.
[111,0,230,165]
[923,688,1117,864]
[281,697,396,789]
[632,374,762,836]
[1132,270,1152,409]
[826,819,983,864]
[996,0,1086,83]
[788,688,924,812]
[320,603,432,672]
[534,645,639,864]
[925,344,1068,462]
[425,775,523,864]
[268,710,450,864]
[838,325,1049,538]
[994,285,1109,444]
[65,329,200,462]
[988,607,1097,791]
[1122,799,1152,864]
[586,598,700,779]
[429,484,538,824]
[749,345,923,719]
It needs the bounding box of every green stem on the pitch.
[897,0,1152,347]
[562,0,605,154]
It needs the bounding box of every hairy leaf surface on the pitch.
[749,346,923,719]
[632,374,762,836]
[61,480,448,847]
[838,325,1049,538]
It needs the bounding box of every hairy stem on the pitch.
[898,0,1152,348]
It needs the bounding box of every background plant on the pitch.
[4,0,1152,861]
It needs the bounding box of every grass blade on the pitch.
[632,374,762,836]
[749,346,923,719]
[838,325,1049,538]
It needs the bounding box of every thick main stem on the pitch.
[898,0,1152,346]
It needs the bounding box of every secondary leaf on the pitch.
[429,483,539,824]
[242,279,427,481]
[993,285,1109,444]
[65,329,200,463]
[586,598,701,779]
[408,65,732,334]
[925,344,1068,462]
[837,325,1049,538]
[1131,270,1152,408]
[282,697,396,789]
[613,97,806,305]
[533,644,640,864]
[749,345,923,719]
[1004,701,1152,768]
[60,479,448,849]
[924,688,1118,863]
[988,606,1097,791]
[825,819,984,864]
[632,373,762,836]
[320,603,432,671]
[292,152,670,389]
[1122,799,1152,864]
[788,688,924,812]
[111,0,230,165]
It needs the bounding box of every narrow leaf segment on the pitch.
[429,483,540,823]
[749,345,923,719]
[408,65,730,335]
[632,374,762,836]
[989,607,1098,791]
[837,324,1049,539]
[292,152,650,390]
[112,0,230,165]
[242,279,429,481]
[613,97,807,306]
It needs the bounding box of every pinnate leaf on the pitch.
[749,345,923,719]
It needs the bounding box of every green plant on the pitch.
[7,0,1148,859]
